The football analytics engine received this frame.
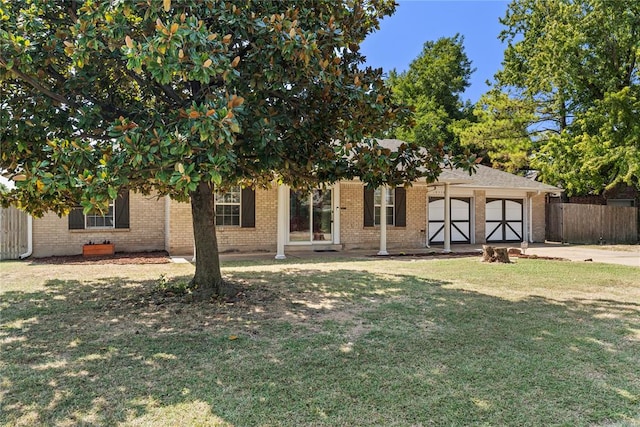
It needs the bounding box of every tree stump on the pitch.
[482,245,495,262]
[482,245,511,263]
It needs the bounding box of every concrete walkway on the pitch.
[202,243,639,267]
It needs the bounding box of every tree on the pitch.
[386,34,475,156]
[457,89,538,173]
[476,0,639,193]
[1,1,470,297]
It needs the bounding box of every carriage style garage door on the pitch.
[428,197,471,244]
[485,199,523,242]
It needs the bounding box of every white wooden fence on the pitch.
[0,206,29,260]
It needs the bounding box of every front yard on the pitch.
[1,256,639,426]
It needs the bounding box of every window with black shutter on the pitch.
[214,186,255,227]
[68,189,130,230]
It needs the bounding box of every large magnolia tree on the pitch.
[0,1,473,297]
[0,0,476,294]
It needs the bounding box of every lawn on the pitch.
[1,256,639,426]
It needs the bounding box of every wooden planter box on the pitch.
[82,243,115,257]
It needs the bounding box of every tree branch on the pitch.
[0,56,80,109]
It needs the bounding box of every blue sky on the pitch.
[360,0,510,103]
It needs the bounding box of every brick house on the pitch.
[26,140,561,258]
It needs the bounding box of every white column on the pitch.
[378,186,389,256]
[333,183,341,244]
[275,184,287,259]
[443,183,451,253]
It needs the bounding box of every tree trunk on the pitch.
[189,181,223,298]
[482,245,511,263]
[482,245,495,262]
[493,247,511,263]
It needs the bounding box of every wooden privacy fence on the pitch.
[546,203,638,244]
[0,206,29,260]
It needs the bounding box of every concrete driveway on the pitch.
[523,243,639,267]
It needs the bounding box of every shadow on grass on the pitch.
[1,267,639,426]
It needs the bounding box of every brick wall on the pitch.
[167,186,278,256]
[474,190,486,244]
[530,193,546,242]
[32,192,166,257]
[339,182,427,250]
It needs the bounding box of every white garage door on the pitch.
[428,198,471,244]
[486,199,523,242]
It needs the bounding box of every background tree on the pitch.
[467,0,639,193]
[456,89,537,173]
[386,34,475,157]
[1,1,475,297]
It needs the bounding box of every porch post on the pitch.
[378,186,389,256]
[333,183,341,244]
[443,183,451,253]
[275,184,287,260]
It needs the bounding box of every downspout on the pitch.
[18,214,33,259]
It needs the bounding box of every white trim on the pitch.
[443,183,451,253]
[164,196,171,253]
[528,193,534,243]
[85,200,115,229]
[214,186,241,227]
[470,197,476,245]
[275,184,288,259]
[333,183,341,245]
[378,185,388,256]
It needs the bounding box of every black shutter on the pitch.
[68,207,85,229]
[363,187,374,227]
[241,188,255,228]
[395,187,406,227]
[115,189,130,229]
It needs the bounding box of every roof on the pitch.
[451,164,561,192]
[375,139,561,193]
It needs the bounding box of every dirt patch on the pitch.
[30,251,172,265]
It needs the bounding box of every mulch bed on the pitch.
[30,251,172,265]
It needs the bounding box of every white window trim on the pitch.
[85,200,115,229]
[374,188,395,226]
[215,186,242,227]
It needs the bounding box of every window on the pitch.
[85,201,115,228]
[374,188,395,225]
[363,187,406,227]
[68,190,130,230]
[213,187,256,228]
[215,186,241,226]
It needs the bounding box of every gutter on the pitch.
[18,214,33,259]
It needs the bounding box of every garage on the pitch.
[428,197,471,244]
[485,198,523,242]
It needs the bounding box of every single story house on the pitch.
[23,140,560,258]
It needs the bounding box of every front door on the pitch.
[289,189,333,243]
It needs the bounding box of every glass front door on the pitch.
[289,189,332,242]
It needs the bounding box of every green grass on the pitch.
[1,257,639,426]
